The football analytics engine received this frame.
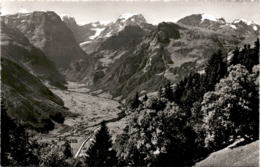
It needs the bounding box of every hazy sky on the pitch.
[1,1,260,25]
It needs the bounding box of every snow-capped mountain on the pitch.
[2,11,258,100]
[177,14,226,30]
[97,13,152,39]
[177,13,260,39]
[64,13,154,50]
[64,13,259,99]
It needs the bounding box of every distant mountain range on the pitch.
[63,12,259,99]
[1,11,259,129]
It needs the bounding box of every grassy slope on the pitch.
[194,140,259,167]
[1,57,67,131]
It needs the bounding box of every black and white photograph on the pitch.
[0,0,259,166]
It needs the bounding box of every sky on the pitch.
[1,1,260,25]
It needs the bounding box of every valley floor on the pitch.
[37,82,127,155]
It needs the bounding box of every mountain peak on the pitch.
[63,16,78,26]
[117,13,146,23]
[118,13,142,20]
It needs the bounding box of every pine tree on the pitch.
[62,140,73,159]
[254,38,259,53]
[163,81,174,101]
[230,39,259,71]
[158,86,164,99]
[85,121,118,167]
[204,50,227,90]
[231,47,239,65]
[130,92,141,109]
[143,94,148,102]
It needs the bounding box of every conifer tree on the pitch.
[158,86,164,99]
[204,50,227,90]
[85,121,118,167]
[62,140,73,159]
[230,39,259,71]
[143,94,148,102]
[163,81,174,101]
[255,38,259,53]
[130,92,141,109]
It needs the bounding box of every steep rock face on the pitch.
[1,57,67,132]
[0,22,66,89]
[2,11,86,69]
[62,16,81,42]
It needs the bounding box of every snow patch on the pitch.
[230,24,237,29]
[201,13,217,22]
[104,31,113,38]
[89,27,106,40]
[80,41,91,46]
[118,13,139,21]
[253,25,258,31]
[91,23,98,27]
